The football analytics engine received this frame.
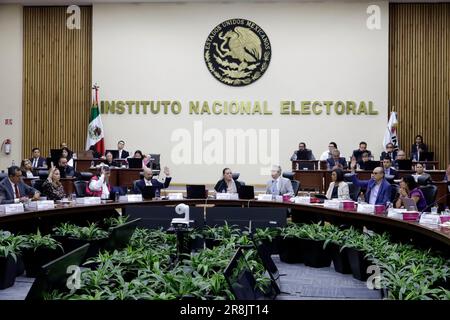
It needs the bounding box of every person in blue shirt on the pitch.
[350,166,392,205]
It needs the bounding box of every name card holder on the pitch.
[419,213,441,225]
[216,193,239,200]
[76,197,102,205]
[257,194,282,202]
[323,200,341,209]
[357,204,375,214]
[387,208,406,220]
[0,203,24,214]
[119,195,143,203]
[294,196,311,204]
[27,200,55,210]
[168,193,183,200]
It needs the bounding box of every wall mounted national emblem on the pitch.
[204,18,272,86]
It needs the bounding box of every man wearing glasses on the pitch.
[350,167,392,205]
[380,143,398,161]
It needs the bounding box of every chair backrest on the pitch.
[347,181,361,202]
[282,172,294,180]
[419,184,438,206]
[132,180,140,193]
[74,181,87,197]
[417,175,432,186]
[78,172,93,181]
[384,174,395,184]
[344,173,355,183]
[148,154,160,170]
[0,172,7,182]
[31,179,45,193]
[390,184,400,203]
[38,170,49,179]
[232,172,240,180]
[291,180,301,196]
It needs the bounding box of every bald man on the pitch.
[133,166,171,194]
[350,166,392,205]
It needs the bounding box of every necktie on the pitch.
[272,180,278,195]
[14,184,20,198]
[33,158,37,168]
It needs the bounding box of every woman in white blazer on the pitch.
[326,168,350,200]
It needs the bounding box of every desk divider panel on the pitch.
[124,206,205,229]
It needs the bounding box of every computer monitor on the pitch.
[127,158,143,169]
[106,218,141,251]
[296,150,311,161]
[238,185,255,200]
[105,149,119,159]
[142,185,157,200]
[397,159,413,171]
[186,184,206,199]
[419,152,434,162]
[25,244,90,300]
[362,161,380,172]
[297,161,315,170]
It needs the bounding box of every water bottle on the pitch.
[155,188,160,199]
[357,192,365,204]
[71,193,76,203]
[444,206,450,216]
[114,192,120,202]
[11,160,15,166]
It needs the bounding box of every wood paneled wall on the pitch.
[22,6,92,159]
[389,3,450,169]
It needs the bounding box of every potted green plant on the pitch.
[22,229,63,277]
[253,227,280,255]
[0,243,20,289]
[278,224,304,263]
[341,229,372,281]
[324,228,351,274]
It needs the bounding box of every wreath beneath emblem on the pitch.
[204,19,272,87]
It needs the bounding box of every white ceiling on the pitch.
[0,0,447,5]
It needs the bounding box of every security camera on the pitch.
[171,203,190,227]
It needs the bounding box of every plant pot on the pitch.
[258,238,279,255]
[329,243,352,274]
[16,253,25,276]
[278,237,303,263]
[301,239,331,268]
[65,237,109,261]
[205,238,222,249]
[187,236,204,252]
[432,278,450,290]
[346,247,371,281]
[0,255,17,290]
[23,247,63,277]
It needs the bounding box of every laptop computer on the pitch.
[186,184,206,199]
[362,161,380,171]
[127,158,143,169]
[142,185,157,200]
[297,161,315,170]
[396,159,412,171]
[238,185,255,200]
[402,197,418,211]
[25,244,90,300]
[419,152,434,162]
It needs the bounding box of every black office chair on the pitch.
[132,180,141,194]
[419,184,438,206]
[347,182,361,202]
[74,181,87,198]
[417,175,432,186]
[385,174,395,184]
[0,172,7,182]
[78,172,93,181]
[291,180,301,196]
[232,173,240,180]
[38,170,49,179]
[31,179,45,193]
[344,173,355,183]
[237,180,245,186]
[282,172,294,180]
[148,154,161,171]
[390,184,400,203]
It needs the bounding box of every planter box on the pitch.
[278,237,303,263]
[328,243,352,274]
[301,239,331,268]
[23,247,63,277]
[255,237,279,255]
[204,238,222,249]
[187,236,204,252]
[0,255,17,290]
[346,247,372,281]
[16,254,25,276]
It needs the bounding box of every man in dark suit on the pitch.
[0,166,40,204]
[327,149,348,170]
[57,157,75,178]
[352,141,372,162]
[351,166,392,205]
[290,142,315,161]
[29,147,46,169]
[380,143,398,161]
[382,156,398,178]
[117,140,130,159]
[133,166,171,194]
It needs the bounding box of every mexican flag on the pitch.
[85,85,105,155]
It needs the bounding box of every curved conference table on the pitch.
[0,199,449,254]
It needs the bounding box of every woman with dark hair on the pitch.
[133,150,143,159]
[214,168,243,193]
[61,147,73,167]
[395,175,427,211]
[325,168,350,199]
[103,151,119,167]
[410,135,428,161]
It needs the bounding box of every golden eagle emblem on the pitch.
[204,19,271,86]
